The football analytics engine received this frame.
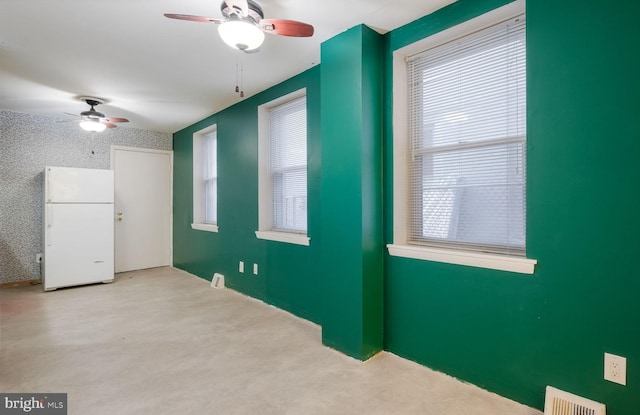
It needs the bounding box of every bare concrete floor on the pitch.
[1,267,542,414]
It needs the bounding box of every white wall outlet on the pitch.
[239,261,244,273]
[604,352,626,385]
[253,263,258,275]
[36,253,42,263]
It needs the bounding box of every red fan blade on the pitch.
[164,14,223,24]
[260,19,314,37]
[102,122,118,129]
[224,0,249,17]
[105,117,129,123]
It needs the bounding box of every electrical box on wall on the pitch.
[604,352,626,385]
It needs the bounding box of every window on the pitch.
[192,125,218,232]
[389,0,536,274]
[256,89,310,246]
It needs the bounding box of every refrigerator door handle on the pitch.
[46,204,52,246]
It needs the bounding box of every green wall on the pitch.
[173,0,640,413]
[320,25,384,359]
[383,0,640,413]
[173,66,323,323]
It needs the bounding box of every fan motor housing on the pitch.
[81,109,105,119]
[221,0,264,23]
[80,98,106,119]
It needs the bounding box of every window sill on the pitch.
[255,230,310,246]
[386,244,536,274]
[191,223,219,233]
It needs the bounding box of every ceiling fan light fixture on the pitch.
[218,20,264,51]
[79,119,107,132]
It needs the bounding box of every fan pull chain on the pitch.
[235,56,240,93]
[234,54,245,97]
[233,53,246,98]
[240,62,244,97]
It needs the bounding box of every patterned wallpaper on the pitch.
[0,109,173,284]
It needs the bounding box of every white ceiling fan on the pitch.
[65,97,129,132]
[164,0,314,53]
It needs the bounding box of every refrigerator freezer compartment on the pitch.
[45,166,114,204]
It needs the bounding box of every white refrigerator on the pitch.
[43,166,115,291]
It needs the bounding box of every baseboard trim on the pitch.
[0,279,42,288]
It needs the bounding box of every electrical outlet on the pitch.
[604,352,626,385]
[239,261,244,273]
[36,253,42,263]
[253,263,258,275]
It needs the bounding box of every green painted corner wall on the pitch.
[383,0,640,414]
[173,66,323,323]
[319,25,384,360]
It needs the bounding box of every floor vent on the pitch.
[211,273,225,289]
[544,386,605,415]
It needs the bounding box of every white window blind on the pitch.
[407,15,526,255]
[270,96,307,232]
[203,131,217,224]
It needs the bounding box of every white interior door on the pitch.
[111,146,173,273]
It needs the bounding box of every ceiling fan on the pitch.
[67,97,129,132]
[164,0,314,53]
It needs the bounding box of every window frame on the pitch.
[388,0,536,274]
[191,124,219,233]
[256,88,310,246]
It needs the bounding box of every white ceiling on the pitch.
[0,0,455,133]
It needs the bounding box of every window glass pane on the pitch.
[411,21,526,150]
[203,131,217,224]
[205,179,217,224]
[272,169,307,231]
[407,16,526,255]
[270,96,307,232]
[271,98,306,170]
[413,143,525,248]
[204,132,217,180]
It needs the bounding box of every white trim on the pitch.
[192,124,218,229]
[260,88,307,110]
[394,0,525,58]
[191,223,219,233]
[257,103,272,231]
[392,51,409,245]
[387,244,536,274]
[390,0,533,274]
[255,230,310,246]
[110,145,174,168]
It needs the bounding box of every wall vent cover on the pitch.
[544,386,605,415]
[211,273,225,289]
